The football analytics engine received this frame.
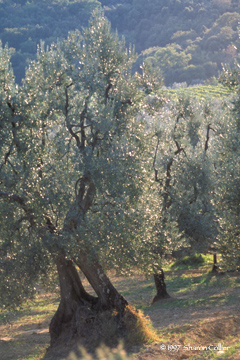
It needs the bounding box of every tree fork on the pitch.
[49,255,98,347]
[49,253,128,349]
[74,252,128,312]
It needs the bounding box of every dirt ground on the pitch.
[134,271,240,360]
[1,270,240,360]
[136,304,240,360]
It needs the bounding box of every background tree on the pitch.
[144,44,191,86]
[147,94,220,294]
[1,0,240,85]
[0,12,156,355]
[215,56,240,271]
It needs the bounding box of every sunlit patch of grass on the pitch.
[23,354,46,360]
[150,287,238,309]
[109,275,156,309]
[0,293,59,360]
[0,293,59,325]
[170,254,212,271]
[108,258,240,313]
[121,290,132,296]
[0,336,49,360]
[159,84,233,101]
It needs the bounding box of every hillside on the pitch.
[1,0,240,84]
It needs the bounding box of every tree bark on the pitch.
[211,253,218,273]
[49,255,96,347]
[47,181,134,353]
[75,252,128,312]
[49,253,128,352]
[152,269,171,303]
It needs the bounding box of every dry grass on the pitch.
[0,293,58,360]
[123,305,158,346]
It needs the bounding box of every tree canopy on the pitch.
[0,11,159,310]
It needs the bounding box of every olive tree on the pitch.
[147,94,219,296]
[215,85,240,271]
[214,41,240,271]
[0,12,158,353]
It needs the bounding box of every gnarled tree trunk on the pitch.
[48,253,130,356]
[75,252,128,313]
[46,176,151,356]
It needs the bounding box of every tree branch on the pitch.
[81,181,96,214]
[105,81,112,104]
[160,115,186,210]
[0,143,13,173]
[205,124,216,153]
[79,99,89,150]
[153,136,162,183]
[64,83,82,149]
[0,191,35,226]
[173,114,184,153]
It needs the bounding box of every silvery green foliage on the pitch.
[145,94,220,257]
[0,42,49,307]
[0,12,159,308]
[215,45,240,270]
[214,91,240,271]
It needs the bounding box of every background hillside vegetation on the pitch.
[1,0,240,85]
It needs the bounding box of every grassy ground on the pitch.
[159,84,233,101]
[0,254,240,360]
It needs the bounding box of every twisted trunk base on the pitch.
[152,269,171,304]
[45,254,149,359]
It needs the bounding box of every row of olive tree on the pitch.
[142,70,239,282]
[142,93,220,290]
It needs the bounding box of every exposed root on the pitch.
[43,304,157,360]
